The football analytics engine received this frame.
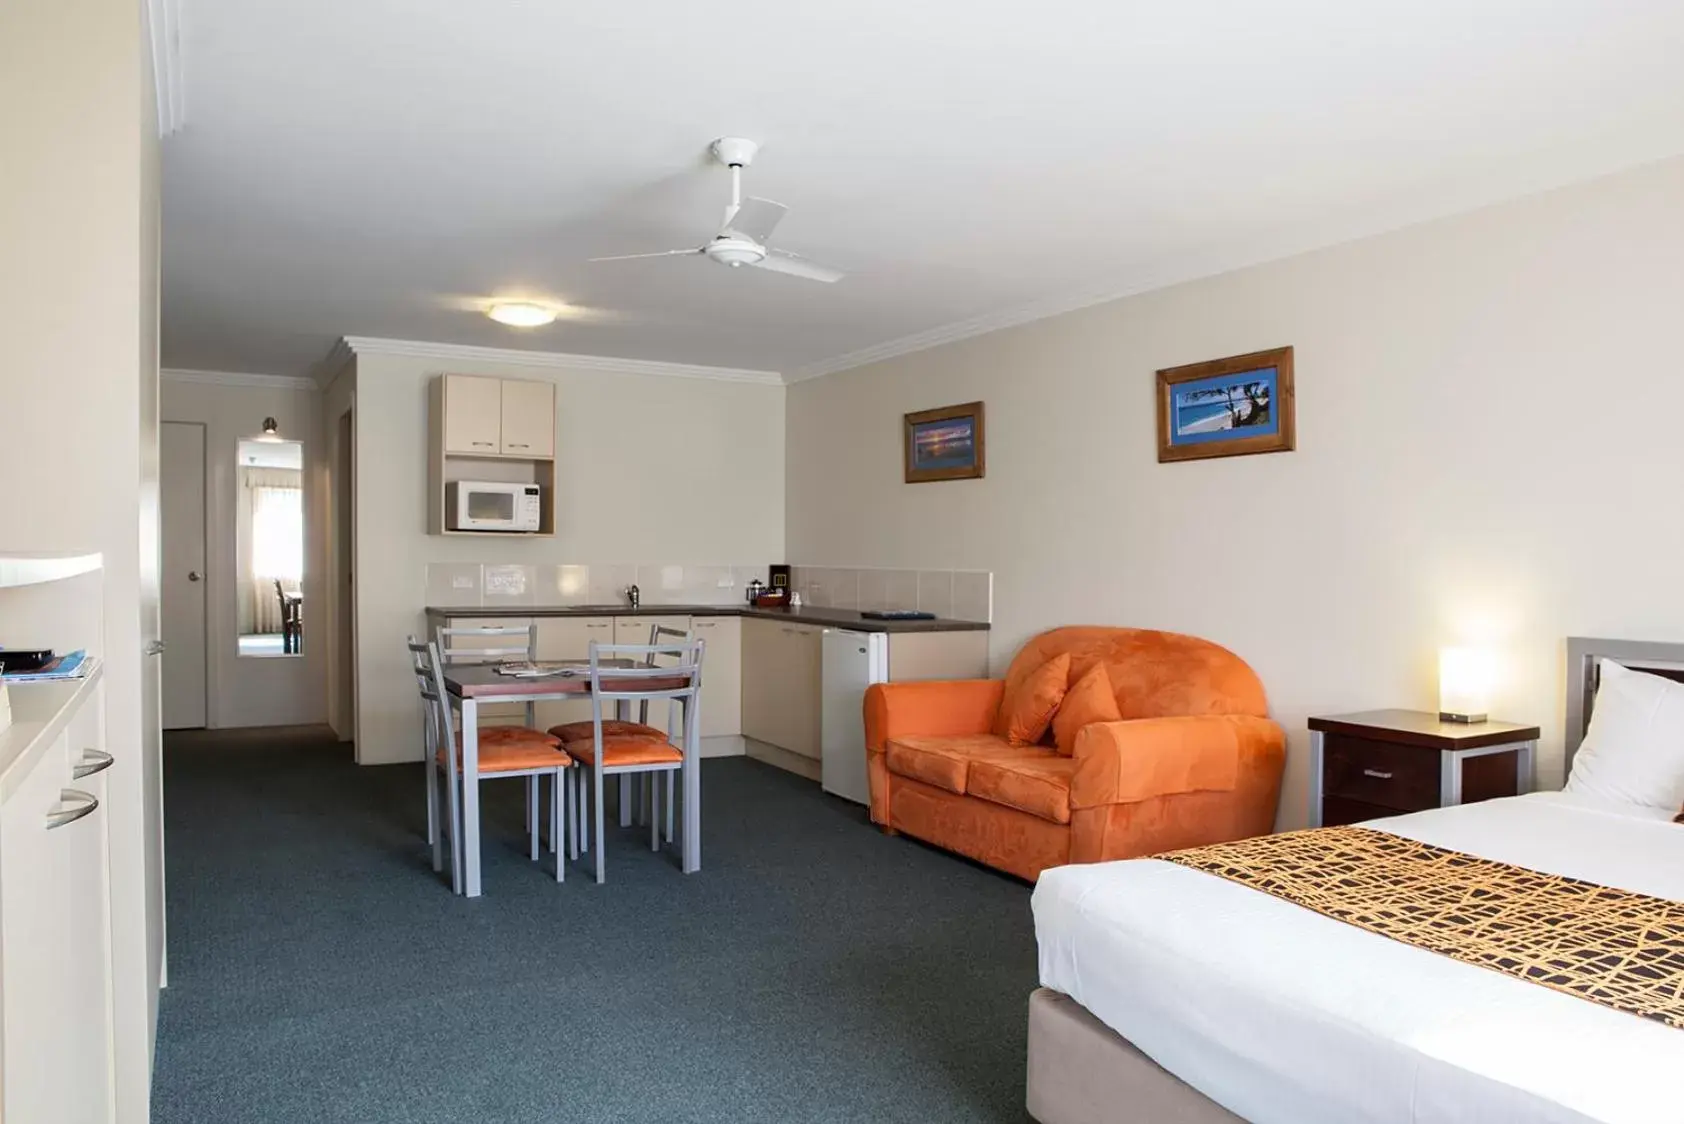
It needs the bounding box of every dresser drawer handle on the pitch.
[1362,769,1394,781]
[74,749,114,779]
[46,789,99,830]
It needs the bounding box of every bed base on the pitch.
[1026,988,1244,1124]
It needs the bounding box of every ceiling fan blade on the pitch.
[588,248,703,263]
[751,251,843,284]
[723,197,788,243]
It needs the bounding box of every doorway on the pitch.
[160,420,208,729]
[330,405,356,743]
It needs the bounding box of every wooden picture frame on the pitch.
[1156,346,1295,463]
[904,401,986,483]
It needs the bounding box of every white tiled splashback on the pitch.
[423,563,771,609]
[423,562,993,621]
[790,566,992,622]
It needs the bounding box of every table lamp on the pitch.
[1438,646,1492,724]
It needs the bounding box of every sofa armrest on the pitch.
[1070,715,1286,810]
[864,679,1006,753]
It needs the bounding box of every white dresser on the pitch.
[0,666,115,1123]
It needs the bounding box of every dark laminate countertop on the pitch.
[422,602,989,633]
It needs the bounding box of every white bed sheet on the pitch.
[1033,792,1684,1124]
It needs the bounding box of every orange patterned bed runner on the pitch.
[1159,826,1684,1029]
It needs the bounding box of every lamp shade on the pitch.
[1438,647,1493,723]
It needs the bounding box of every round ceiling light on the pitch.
[486,301,558,328]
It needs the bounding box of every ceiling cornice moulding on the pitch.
[340,337,785,386]
[145,0,185,138]
[162,368,319,392]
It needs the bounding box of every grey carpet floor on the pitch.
[151,727,1038,1123]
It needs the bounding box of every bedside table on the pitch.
[1306,709,1540,828]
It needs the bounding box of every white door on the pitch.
[160,421,208,729]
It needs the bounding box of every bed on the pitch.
[1026,638,1684,1124]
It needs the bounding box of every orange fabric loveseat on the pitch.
[864,627,1286,881]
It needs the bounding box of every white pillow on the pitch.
[1565,659,1684,810]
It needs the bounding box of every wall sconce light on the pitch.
[255,417,282,443]
[1438,646,1493,724]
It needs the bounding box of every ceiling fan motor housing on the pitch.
[706,236,766,267]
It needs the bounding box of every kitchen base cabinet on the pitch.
[0,669,116,1124]
[532,617,614,731]
[691,617,742,738]
[439,617,532,726]
[741,620,822,760]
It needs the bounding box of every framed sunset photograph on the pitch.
[1156,346,1295,462]
[904,401,985,482]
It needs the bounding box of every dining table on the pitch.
[442,661,701,897]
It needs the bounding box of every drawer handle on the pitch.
[46,789,99,830]
[1362,768,1394,781]
[74,749,114,779]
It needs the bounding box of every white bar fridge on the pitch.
[821,628,888,805]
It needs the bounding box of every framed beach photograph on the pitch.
[904,401,986,483]
[1156,346,1295,463]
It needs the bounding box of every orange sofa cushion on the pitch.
[1052,663,1122,754]
[884,733,1016,795]
[967,750,1076,824]
[993,652,1071,746]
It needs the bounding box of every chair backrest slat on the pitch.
[587,640,705,703]
[436,623,537,665]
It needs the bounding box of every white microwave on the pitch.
[445,481,543,532]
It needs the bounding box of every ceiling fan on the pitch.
[589,137,844,284]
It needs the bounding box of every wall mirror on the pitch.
[236,436,304,657]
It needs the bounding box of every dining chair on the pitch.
[547,623,691,841]
[436,623,550,844]
[555,638,704,884]
[425,639,573,885]
[407,636,460,892]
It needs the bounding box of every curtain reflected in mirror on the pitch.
[236,438,304,657]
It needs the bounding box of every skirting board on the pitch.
[743,738,822,781]
[699,734,747,759]
[1026,988,1243,1124]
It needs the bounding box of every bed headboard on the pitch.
[1564,637,1684,772]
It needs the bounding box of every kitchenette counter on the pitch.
[423,603,989,633]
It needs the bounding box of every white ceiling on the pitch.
[161,1,1684,380]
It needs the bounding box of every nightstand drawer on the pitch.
[1322,735,1437,813]
[1322,795,1403,827]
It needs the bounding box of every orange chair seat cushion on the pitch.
[562,734,684,767]
[1052,663,1124,754]
[993,652,1072,746]
[966,750,1076,824]
[547,719,666,742]
[443,727,570,773]
[883,733,1019,795]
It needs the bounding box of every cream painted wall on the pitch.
[351,353,784,764]
[0,0,164,1116]
[787,155,1684,829]
[161,378,329,728]
[321,358,357,741]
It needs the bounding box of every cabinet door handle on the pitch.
[1362,768,1394,780]
[471,440,495,448]
[46,789,99,830]
[74,749,114,779]
[507,442,529,449]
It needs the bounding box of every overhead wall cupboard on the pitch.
[428,374,558,536]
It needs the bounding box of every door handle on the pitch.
[74,749,114,780]
[145,640,166,656]
[46,789,99,830]
[188,571,202,582]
